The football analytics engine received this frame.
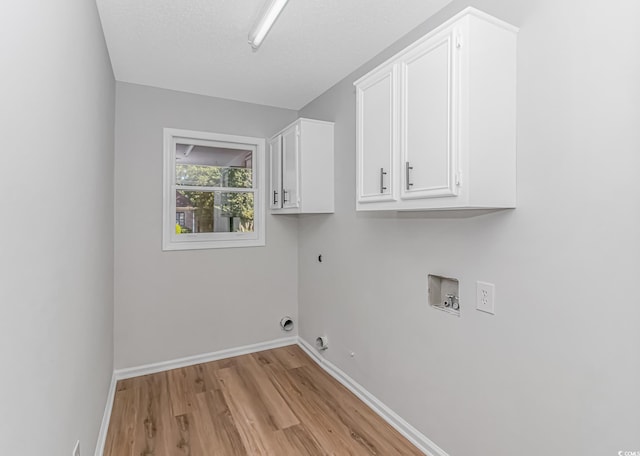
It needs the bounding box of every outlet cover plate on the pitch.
[476,281,495,314]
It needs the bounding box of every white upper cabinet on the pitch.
[356,63,397,203]
[269,118,334,214]
[355,8,518,211]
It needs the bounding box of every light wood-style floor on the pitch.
[104,345,423,455]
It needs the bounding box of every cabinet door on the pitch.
[401,28,459,199]
[268,136,282,209]
[281,124,300,209]
[356,65,397,203]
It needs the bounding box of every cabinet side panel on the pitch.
[300,121,335,213]
[467,17,517,207]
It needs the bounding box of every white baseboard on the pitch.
[94,371,117,456]
[297,337,449,456]
[114,336,298,380]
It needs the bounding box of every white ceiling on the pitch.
[96,0,453,110]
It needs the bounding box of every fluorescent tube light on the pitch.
[248,0,289,50]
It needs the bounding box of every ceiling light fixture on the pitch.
[248,0,289,51]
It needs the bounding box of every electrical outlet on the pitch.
[72,441,80,456]
[476,281,495,314]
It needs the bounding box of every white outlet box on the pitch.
[73,441,80,456]
[476,281,495,314]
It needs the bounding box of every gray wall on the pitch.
[114,83,298,368]
[0,1,115,455]
[298,0,640,455]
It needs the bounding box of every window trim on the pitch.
[162,128,266,250]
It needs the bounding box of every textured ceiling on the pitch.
[96,0,453,110]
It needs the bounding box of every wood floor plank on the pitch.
[104,345,423,456]
[265,364,360,455]
[195,389,248,455]
[104,387,135,455]
[260,344,308,370]
[215,365,287,455]
[280,423,326,456]
[200,356,238,383]
[292,364,423,455]
[175,413,195,455]
[239,353,300,429]
[142,372,184,456]
[167,364,210,417]
[133,380,158,456]
[286,366,382,455]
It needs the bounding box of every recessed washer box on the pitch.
[428,274,460,316]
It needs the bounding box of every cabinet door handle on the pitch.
[283,189,289,203]
[405,162,414,190]
[380,168,388,193]
[273,190,278,205]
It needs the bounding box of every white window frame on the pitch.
[162,128,265,250]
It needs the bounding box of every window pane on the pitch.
[175,143,253,188]
[175,190,254,234]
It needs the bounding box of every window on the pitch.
[163,129,265,250]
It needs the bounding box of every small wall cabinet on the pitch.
[269,118,334,214]
[355,8,518,211]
